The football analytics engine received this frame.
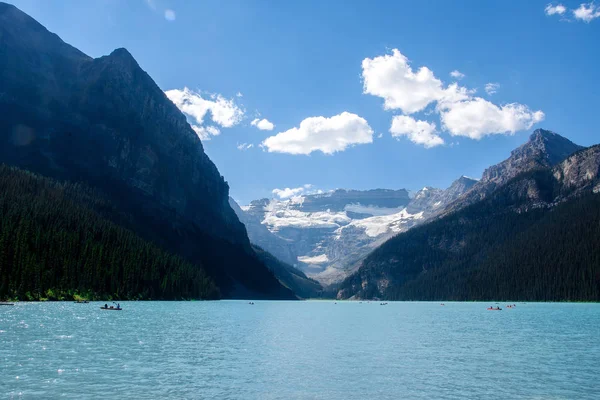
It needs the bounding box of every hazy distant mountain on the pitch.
[0,2,294,299]
[337,132,600,301]
[234,180,476,285]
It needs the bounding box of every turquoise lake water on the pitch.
[1,301,599,399]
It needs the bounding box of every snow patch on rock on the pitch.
[298,254,329,264]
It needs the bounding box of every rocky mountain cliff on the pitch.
[445,129,583,213]
[235,180,476,285]
[0,2,294,299]
[337,131,600,301]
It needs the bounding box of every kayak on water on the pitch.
[487,307,502,311]
[0,303,15,306]
[100,303,122,310]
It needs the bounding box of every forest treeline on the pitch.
[0,165,219,301]
[339,169,600,301]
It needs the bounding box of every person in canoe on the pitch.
[101,303,122,310]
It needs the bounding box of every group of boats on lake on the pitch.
[1,301,123,309]
[487,304,517,311]
[2,301,522,311]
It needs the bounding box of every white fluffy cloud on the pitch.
[261,112,374,155]
[362,49,474,115]
[545,4,566,15]
[439,98,545,140]
[363,49,544,145]
[450,70,465,80]
[485,83,500,95]
[251,118,275,131]
[165,87,244,140]
[362,49,445,114]
[546,3,600,22]
[438,82,473,106]
[237,143,253,151]
[272,184,313,199]
[390,116,444,148]
[573,3,600,22]
[164,9,176,21]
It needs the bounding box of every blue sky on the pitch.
[9,0,600,204]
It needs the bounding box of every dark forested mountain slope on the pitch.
[338,144,600,301]
[0,166,219,301]
[252,246,323,299]
[0,3,294,299]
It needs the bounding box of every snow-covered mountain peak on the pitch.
[235,180,477,285]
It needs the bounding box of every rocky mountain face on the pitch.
[445,129,583,213]
[229,197,299,266]
[0,3,295,299]
[234,180,476,285]
[337,132,600,301]
[554,145,600,195]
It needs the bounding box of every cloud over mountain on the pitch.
[439,99,545,140]
[165,87,244,140]
[272,184,315,199]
